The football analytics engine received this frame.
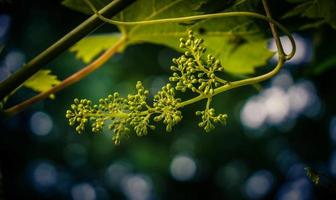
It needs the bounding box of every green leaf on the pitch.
[23,70,61,99]
[282,1,313,19]
[119,1,272,74]
[63,0,273,74]
[298,19,326,30]
[284,0,336,29]
[205,38,273,74]
[70,33,123,63]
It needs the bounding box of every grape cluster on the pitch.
[153,84,182,132]
[66,98,93,133]
[169,30,225,96]
[196,108,227,133]
[94,93,128,132]
[66,30,229,144]
[66,92,130,144]
[127,81,155,136]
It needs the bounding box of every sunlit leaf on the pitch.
[63,0,273,74]
[117,0,272,74]
[23,70,61,99]
[70,33,123,63]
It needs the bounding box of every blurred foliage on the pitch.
[305,167,320,185]
[284,0,336,29]
[311,55,336,75]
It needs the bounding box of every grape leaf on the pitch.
[63,0,273,74]
[284,0,336,29]
[23,70,61,99]
[70,33,123,63]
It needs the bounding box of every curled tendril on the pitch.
[66,31,229,144]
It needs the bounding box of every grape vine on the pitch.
[64,0,296,144]
[66,31,230,144]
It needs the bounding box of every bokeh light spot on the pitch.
[240,72,321,131]
[263,87,290,124]
[32,162,58,189]
[240,97,267,129]
[105,162,131,188]
[71,183,96,200]
[121,174,152,200]
[245,170,274,199]
[276,178,312,200]
[170,154,197,181]
[5,51,26,72]
[30,111,53,136]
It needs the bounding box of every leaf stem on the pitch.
[0,0,135,102]
[4,36,127,116]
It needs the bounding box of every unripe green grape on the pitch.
[166,125,172,132]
